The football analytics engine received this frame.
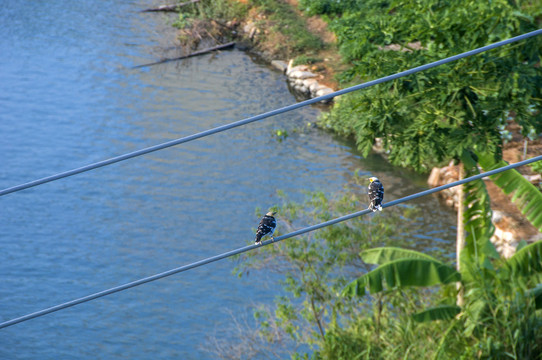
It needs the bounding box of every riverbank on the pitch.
[169,0,541,253]
[168,0,343,101]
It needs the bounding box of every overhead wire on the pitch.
[1,154,541,329]
[1,29,541,197]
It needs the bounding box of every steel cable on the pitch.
[1,29,540,197]
[1,155,540,329]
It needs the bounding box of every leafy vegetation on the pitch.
[316,0,541,172]
[304,6,542,357]
[227,187,453,359]
[176,0,249,25]
[477,152,542,231]
[292,54,323,67]
[218,186,542,359]
[340,244,542,359]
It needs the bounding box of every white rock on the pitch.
[243,22,254,34]
[502,231,515,242]
[307,80,320,93]
[286,64,309,76]
[316,87,334,97]
[288,70,317,79]
[303,78,318,88]
[492,210,504,224]
[271,60,288,73]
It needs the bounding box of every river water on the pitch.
[0,1,456,359]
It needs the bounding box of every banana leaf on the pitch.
[526,284,542,310]
[505,240,542,277]
[477,153,542,232]
[412,305,461,323]
[342,257,460,298]
[460,152,497,281]
[362,247,437,265]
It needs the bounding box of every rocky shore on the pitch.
[269,60,335,103]
[240,15,336,103]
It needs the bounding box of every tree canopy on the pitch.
[311,0,542,171]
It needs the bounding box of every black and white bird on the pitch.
[255,211,277,244]
[368,177,384,212]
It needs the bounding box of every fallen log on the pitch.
[133,41,236,69]
[141,0,200,12]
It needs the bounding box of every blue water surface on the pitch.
[0,1,456,358]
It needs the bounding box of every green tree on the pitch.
[318,0,541,167]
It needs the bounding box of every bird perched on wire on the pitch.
[368,177,384,212]
[255,211,277,244]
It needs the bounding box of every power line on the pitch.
[1,155,540,329]
[1,29,540,197]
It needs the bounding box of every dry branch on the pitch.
[133,41,236,68]
[141,0,200,12]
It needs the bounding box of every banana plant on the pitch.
[341,247,461,320]
[342,242,542,324]
[459,152,499,282]
[477,152,542,232]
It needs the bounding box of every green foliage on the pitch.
[172,13,191,29]
[477,152,542,231]
[170,0,249,33]
[192,0,249,21]
[233,186,450,357]
[224,185,542,359]
[318,0,542,172]
[506,240,542,277]
[459,262,542,359]
[293,54,322,66]
[460,152,498,281]
[532,159,542,174]
[342,240,542,359]
[361,246,437,264]
[273,128,289,141]
[342,254,460,298]
[412,305,461,323]
[298,0,360,16]
[526,284,542,310]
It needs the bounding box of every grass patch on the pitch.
[193,0,249,21]
[292,54,323,66]
[170,0,323,59]
[173,0,249,29]
[252,0,324,57]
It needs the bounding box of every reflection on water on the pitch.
[0,1,456,359]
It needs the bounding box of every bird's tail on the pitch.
[255,234,262,243]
